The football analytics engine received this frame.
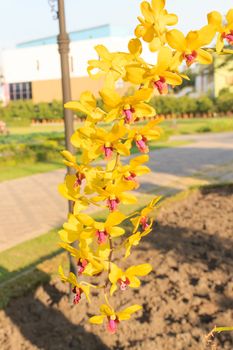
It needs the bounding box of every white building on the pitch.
[1,24,154,104]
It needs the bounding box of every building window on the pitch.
[9,82,32,100]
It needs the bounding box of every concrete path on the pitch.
[0,132,233,252]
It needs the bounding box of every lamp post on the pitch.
[48,0,77,282]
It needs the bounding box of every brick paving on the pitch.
[0,132,233,252]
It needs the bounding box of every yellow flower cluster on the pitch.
[58,0,233,333]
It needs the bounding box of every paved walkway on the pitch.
[0,132,233,252]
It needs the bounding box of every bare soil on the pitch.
[0,185,232,350]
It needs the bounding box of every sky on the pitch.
[0,0,233,51]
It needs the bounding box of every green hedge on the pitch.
[0,93,233,128]
[0,132,65,165]
[149,95,214,115]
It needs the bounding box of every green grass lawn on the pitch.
[0,161,62,182]
[8,117,233,136]
[160,117,233,135]
[1,117,232,183]
[8,121,82,135]
[0,140,190,182]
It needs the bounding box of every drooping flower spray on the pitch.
[58,0,233,333]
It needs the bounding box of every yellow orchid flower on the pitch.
[127,118,162,153]
[116,154,150,188]
[166,25,216,67]
[125,47,183,93]
[87,45,129,87]
[144,47,183,94]
[89,304,142,333]
[109,263,152,295]
[70,123,96,163]
[100,87,155,123]
[131,196,162,232]
[58,174,89,213]
[80,211,126,245]
[64,91,105,123]
[135,0,178,52]
[59,213,84,244]
[92,180,137,211]
[125,227,152,258]
[59,241,105,276]
[71,124,129,161]
[208,9,233,53]
[59,265,90,304]
[60,150,90,188]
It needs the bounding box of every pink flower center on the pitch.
[124,172,137,181]
[136,136,149,153]
[77,258,88,275]
[184,50,197,66]
[74,172,85,188]
[117,277,130,291]
[222,31,233,45]
[107,318,119,334]
[72,287,83,305]
[103,145,113,160]
[96,230,108,244]
[123,108,134,124]
[154,76,168,95]
[140,216,150,230]
[107,198,120,212]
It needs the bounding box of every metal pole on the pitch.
[57,0,77,284]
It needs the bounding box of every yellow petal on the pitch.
[164,13,178,26]
[60,150,76,163]
[106,211,126,227]
[95,45,111,60]
[128,38,142,55]
[110,227,125,237]
[226,9,233,24]
[151,0,165,15]
[127,263,152,276]
[157,47,173,71]
[141,1,154,22]
[109,263,122,284]
[128,276,141,288]
[99,88,122,108]
[143,26,155,42]
[163,71,182,86]
[59,229,78,243]
[89,315,105,324]
[77,213,94,226]
[197,49,213,65]
[100,304,114,316]
[110,284,118,296]
[120,193,138,204]
[80,284,90,302]
[130,88,154,103]
[80,91,96,109]
[166,30,186,52]
[117,304,142,320]
[116,143,131,156]
[135,24,145,38]
[125,65,146,84]
[149,37,161,52]
[134,103,155,118]
[207,11,222,29]
[130,154,149,166]
[64,101,88,114]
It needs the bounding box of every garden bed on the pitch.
[0,185,232,350]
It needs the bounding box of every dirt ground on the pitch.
[0,185,232,350]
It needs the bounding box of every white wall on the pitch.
[2,37,155,84]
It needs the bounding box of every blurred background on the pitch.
[0,1,232,349]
